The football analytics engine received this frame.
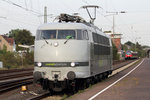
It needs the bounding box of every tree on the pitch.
[124,41,135,51]
[8,29,35,51]
[8,29,20,39]
[124,41,134,46]
[8,29,34,45]
[112,43,119,60]
[122,44,128,51]
[24,52,34,65]
[135,42,146,57]
[0,52,18,69]
[123,41,146,58]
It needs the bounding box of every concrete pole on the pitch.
[113,15,115,35]
[112,15,115,39]
[44,6,47,23]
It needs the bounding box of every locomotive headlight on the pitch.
[71,62,75,67]
[54,42,59,47]
[37,62,42,67]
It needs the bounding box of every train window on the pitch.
[58,30,76,39]
[77,30,89,40]
[77,30,82,40]
[92,33,110,46]
[126,52,131,55]
[36,30,56,40]
[41,30,56,39]
[83,30,89,40]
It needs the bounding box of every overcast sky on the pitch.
[0,0,150,46]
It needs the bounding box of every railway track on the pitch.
[0,71,33,81]
[113,59,136,70]
[0,76,33,94]
[27,91,50,100]
[0,59,138,99]
[0,68,33,94]
[27,59,139,100]
[0,68,33,74]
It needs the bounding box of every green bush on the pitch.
[24,52,34,65]
[113,43,120,60]
[0,50,34,69]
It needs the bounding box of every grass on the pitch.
[61,94,68,100]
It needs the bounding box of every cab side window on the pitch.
[83,30,89,40]
[77,30,88,40]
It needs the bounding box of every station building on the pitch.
[104,31,125,60]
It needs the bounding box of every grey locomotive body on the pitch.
[34,22,112,92]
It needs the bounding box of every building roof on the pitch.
[1,35,14,45]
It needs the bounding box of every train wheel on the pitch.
[105,74,109,79]
[102,73,107,80]
[49,89,54,96]
[81,80,87,90]
[86,79,90,88]
[71,85,77,94]
[91,77,95,85]
[94,76,98,84]
[98,74,103,82]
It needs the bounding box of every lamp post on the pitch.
[105,11,126,52]
[106,11,126,35]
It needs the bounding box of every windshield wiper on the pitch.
[42,36,49,44]
[64,36,72,44]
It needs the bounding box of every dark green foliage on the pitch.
[124,41,134,46]
[8,29,35,51]
[8,29,20,39]
[24,52,34,65]
[8,29,34,45]
[0,51,18,69]
[112,42,119,60]
[135,42,146,57]
[0,50,34,69]
[121,44,128,51]
[123,41,146,58]
[0,29,35,69]
[15,29,34,45]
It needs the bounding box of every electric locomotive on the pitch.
[33,14,113,92]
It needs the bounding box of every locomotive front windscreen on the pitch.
[36,30,88,40]
[58,30,75,39]
[36,30,57,40]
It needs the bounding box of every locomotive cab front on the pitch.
[34,23,91,91]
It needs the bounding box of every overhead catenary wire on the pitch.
[2,0,41,15]
[81,0,135,43]
[104,0,141,42]
[0,0,41,30]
